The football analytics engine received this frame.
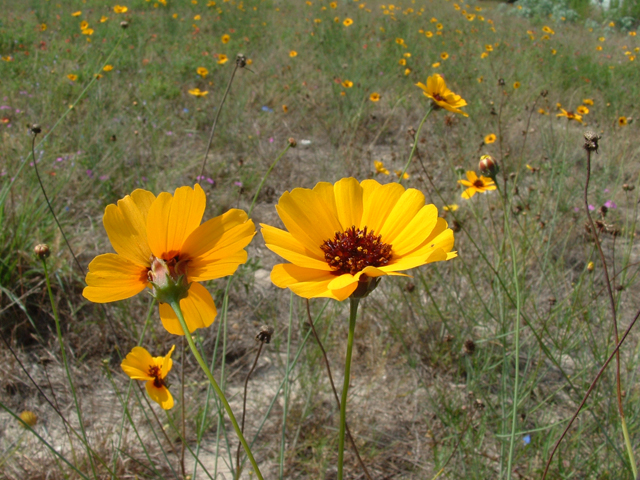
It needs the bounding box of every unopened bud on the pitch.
[19,410,38,428]
[120,21,129,29]
[34,244,50,259]
[587,261,595,272]
[479,154,498,177]
[623,184,635,191]
[288,137,297,147]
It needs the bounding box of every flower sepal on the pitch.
[350,275,380,299]
[149,257,191,305]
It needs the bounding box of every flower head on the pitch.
[369,92,380,102]
[415,74,468,117]
[458,171,497,199]
[618,116,628,126]
[221,34,230,44]
[103,65,114,72]
[67,74,78,81]
[556,108,583,123]
[484,133,496,144]
[260,178,456,301]
[343,18,353,27]
[342,80,353,88]
[83,185,255,335]
[289,50,298,58]
[374,160,390,175]
[188,88,208,97]
[217,54,228,64]
[114,5,128,13]
[121,345,175,409]
[197,66,209,78]
[576,105,589,115]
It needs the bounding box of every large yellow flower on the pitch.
[458,171,497,199]
[261,178,456,301]
[415,74,468,117]
[121,345,175,409]
[83,185,255,335]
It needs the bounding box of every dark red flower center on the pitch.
[432,93,444,102]
[320,226,393,276]
[148,365,165,389]
[473,179,485,188]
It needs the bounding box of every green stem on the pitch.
[247,143,292,217]
[169,300,263,480]
[41,258,98,479]
[337,297,360,480]
[398,108,432,185]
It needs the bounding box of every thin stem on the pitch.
[180,337,186,479]
[542,306,640,479]
[279,294,294,479]
[583,148,636,476]
[247,142,292,217]
[236,340,265,480]
[197,56,243,182]
[169,300,264,480]
[337,297,360,480]
[398,108,432,184]
[41,258,97,479]
[305,300,373,480]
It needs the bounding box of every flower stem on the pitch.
[169,300,263,480]
[337,297,360,480]
[398,108,432,185]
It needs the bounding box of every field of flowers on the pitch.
[1,0,640,478]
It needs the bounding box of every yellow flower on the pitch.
[197,66,209,77]
[443,204,459,212]
[513,81,520,89]
[114,5,128,13]
[103,65,114,72]
[82,185,255,335]
[369,92,380,102]
[480,52,488,59]
[67,74,78,81]
[436,23,443,30]
[484,133,496,144]
[404,68,411,76]
[289,50,297,57]
[587,261,595,271]
[260,178,456,300]
[596,46,603,51]
[542,25,554,34]
[217,54,228,64]
[458,171,496,199]
[82,28,94,35]
[583,99,594,105]
[576,105,589,115]
[598,36,605,42]
[630,32,637,37]
[194,14,201,20]
[40,23,47,31]
[80,20,89,30]
[440,52,449,60]
[221,34,230,43]
[431,17,437,23]
[394,170,409,179]
[188,88,208,97]
[395,37,405,45]
[100,16,109,22]
[485,44,493,52]
[71,11,82,17]
[342,80,353,88]
[399,58,407,66]
[618,116,628,126]
[556,108,583,123]
[425,31,433,38]
[19,411,38,428]
[432,62,441,68]
[538,108,548,115]
[415,74,468,117]
[121,345,175,409]
[343,18,353,26]
[477,76,483,83]
[330,1,337,7]
[282,105,288,113]
[374,160,390,175]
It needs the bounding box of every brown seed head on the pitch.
[463,339,476,355]
[30,124,42,134]
[288,137,297,148]
[236,53,247,68]
[256,325,274,344]
[583,131,601,153]
[498,78,505,86]
[120,21,129,29]
[623,184,635,191]
[540,89,548,97]
[34,244,50,259]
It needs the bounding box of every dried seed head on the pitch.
[34,244,50,259]
[583,131,601,153]
[474,398,485,410]
[120,21,129,29]
[599,205,608,218]
[30,124,41,134]
[498,78,505,86]
[404,282,415,293]
[623,184,635,191]
[540,89,548,97]
[463,339,476,355]
[236,53,247,68]
[256,325,274,344]
[19,410,38,428]
[548,296,557,307]
[288,137,297,148]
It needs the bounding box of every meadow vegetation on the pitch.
[1,0,640,478]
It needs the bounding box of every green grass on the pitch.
[1,0,640,479]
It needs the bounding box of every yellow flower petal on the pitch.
[188,251,248,282]
[390,204,439,256]
[312,181,339,221]
[333,178,363,230]
[83,254,148,302]
[147,185,206,259]
[158,282,217,335]
[360,180,406,234]
[378,188,426,243]
[121,346,155,381]
[462,188,477,199]
[161,345,175,375]
[261,224,322,259]
[145,380,174,409]
[271,264,357,300]
[102,189,155,267]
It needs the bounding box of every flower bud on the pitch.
[19,410,38,428]
[148,257,191,304]
[288,137,297,148]
[587,261,595,272]
[479,154,498,177]
[34,244,50,259]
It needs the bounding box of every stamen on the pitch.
[320,226,393,275]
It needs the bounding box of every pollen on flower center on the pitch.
[320,226,393,275]
[148,365,165,388]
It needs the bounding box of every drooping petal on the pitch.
[161,345,175,376]
[378,188,426,244]
[181,209,254,261]
[270,264,357,300]
[147,185,206,259]
[462,187,477,199]
[83,253,149,303]
[121,346,155,381]
[333,177,363,230]
[158,282,217,335]
[145,381,174,409]
[102,190,155,267]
